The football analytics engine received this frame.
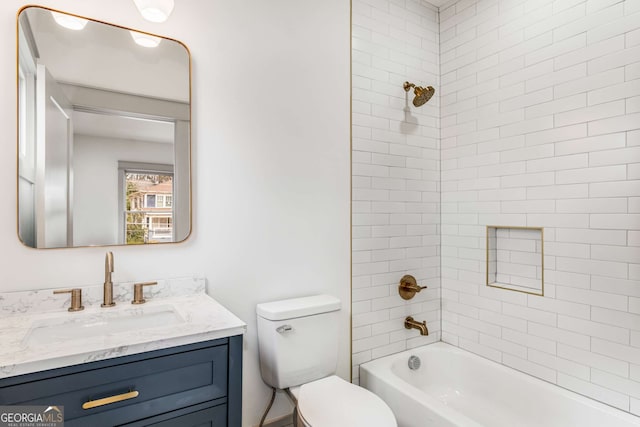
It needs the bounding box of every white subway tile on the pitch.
[478,309,527,331]
[559,342,629,377]
[589,79,640,107]
[530,322,592,349]
[501,143,555,163]
[556,100,626,128]
[501,172,556,188]
[591,214,640,230]
[358,0,640,408]
[558,373,630,410]
[557,165,626,184]
[586,0,623,14]
[555,68,624,99]
[556,228,627,245]
[592,276,640,298]
[590,180,640,197]
[628,96,640,115]
[630,231,640,247]
[626,0,640,14]
[525,3,585,40]
[503,353,557,383]
[590,146,640,167]
[545,241,590,258]
[480,333,528,358]
[527,153,588,172]
[526,93,587,119]
[502,327,557,354]
[556,3,623,42]
[592,307,640,332]
[559,315,630,344]
[460,338,504,363]
[589,45,640,75]
[503,302,557,326]
[557,198,627,213]
[592,369,640,401]
[556,256,628,278]
[352,309,389,328]
[527,124,587,146]
[527,213,590,228]
[592,245,640,264]
[588,9,640,44]
[528,294,590,318]
[633,398,640,417]
[556,285,628,311]
[527,63,587,93]
[628,62,640,81]
[501,200,556,213]
[529,348,590,380]
[545,270,591,290]
[555,34,625,70]
[527,183,589,199]
[352,334,390,353]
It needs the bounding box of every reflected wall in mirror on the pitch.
[17,6,191,249]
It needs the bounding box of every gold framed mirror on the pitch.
[17,6,191,249]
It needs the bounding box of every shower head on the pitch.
[403,81,435,107]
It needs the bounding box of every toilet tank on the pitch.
[257,295,341,389]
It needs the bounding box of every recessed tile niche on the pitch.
[486,226,544,296]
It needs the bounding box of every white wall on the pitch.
[73,136,173,246]
[2,1,351,425]
[351,0,441,384]
[440,0,640,415]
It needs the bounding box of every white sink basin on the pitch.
[23,305,184,347]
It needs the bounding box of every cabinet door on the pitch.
[121,404,226,427]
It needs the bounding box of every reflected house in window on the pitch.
[126,174,173,244]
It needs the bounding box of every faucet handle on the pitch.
[132,281,157,305]
[398,275,427,300]
[53,288,84,312]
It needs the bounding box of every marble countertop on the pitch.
[0,277,246,378]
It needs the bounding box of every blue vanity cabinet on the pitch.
[0,335,242,427]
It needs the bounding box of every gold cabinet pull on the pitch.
[82,390,139,410]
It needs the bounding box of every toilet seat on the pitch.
[294,375,396,427]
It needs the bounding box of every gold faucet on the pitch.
[405,316,428,336]
[101,251,116,307]
[132,281,157,304]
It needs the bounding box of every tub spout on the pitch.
[405,316,428,336]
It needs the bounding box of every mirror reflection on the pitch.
[17,6,191,249]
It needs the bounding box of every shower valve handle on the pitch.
[398,275,427,300]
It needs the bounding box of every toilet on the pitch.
[256,295,397,427]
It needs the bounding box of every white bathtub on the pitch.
[360,342,640,427]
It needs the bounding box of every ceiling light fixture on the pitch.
[51,11,88,30]
[132,0,174,23]
[129,30,162,48]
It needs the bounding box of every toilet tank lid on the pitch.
[256,295,341,320]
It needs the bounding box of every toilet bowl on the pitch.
[256,295,397,427]
[290,375,396,427]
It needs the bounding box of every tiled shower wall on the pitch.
[351,0,441,383]
[440,0,640,415]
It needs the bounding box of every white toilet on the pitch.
[256,294,397,427]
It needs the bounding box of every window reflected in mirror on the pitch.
[17,6,191,248]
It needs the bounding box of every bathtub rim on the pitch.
[359,341,640,426]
